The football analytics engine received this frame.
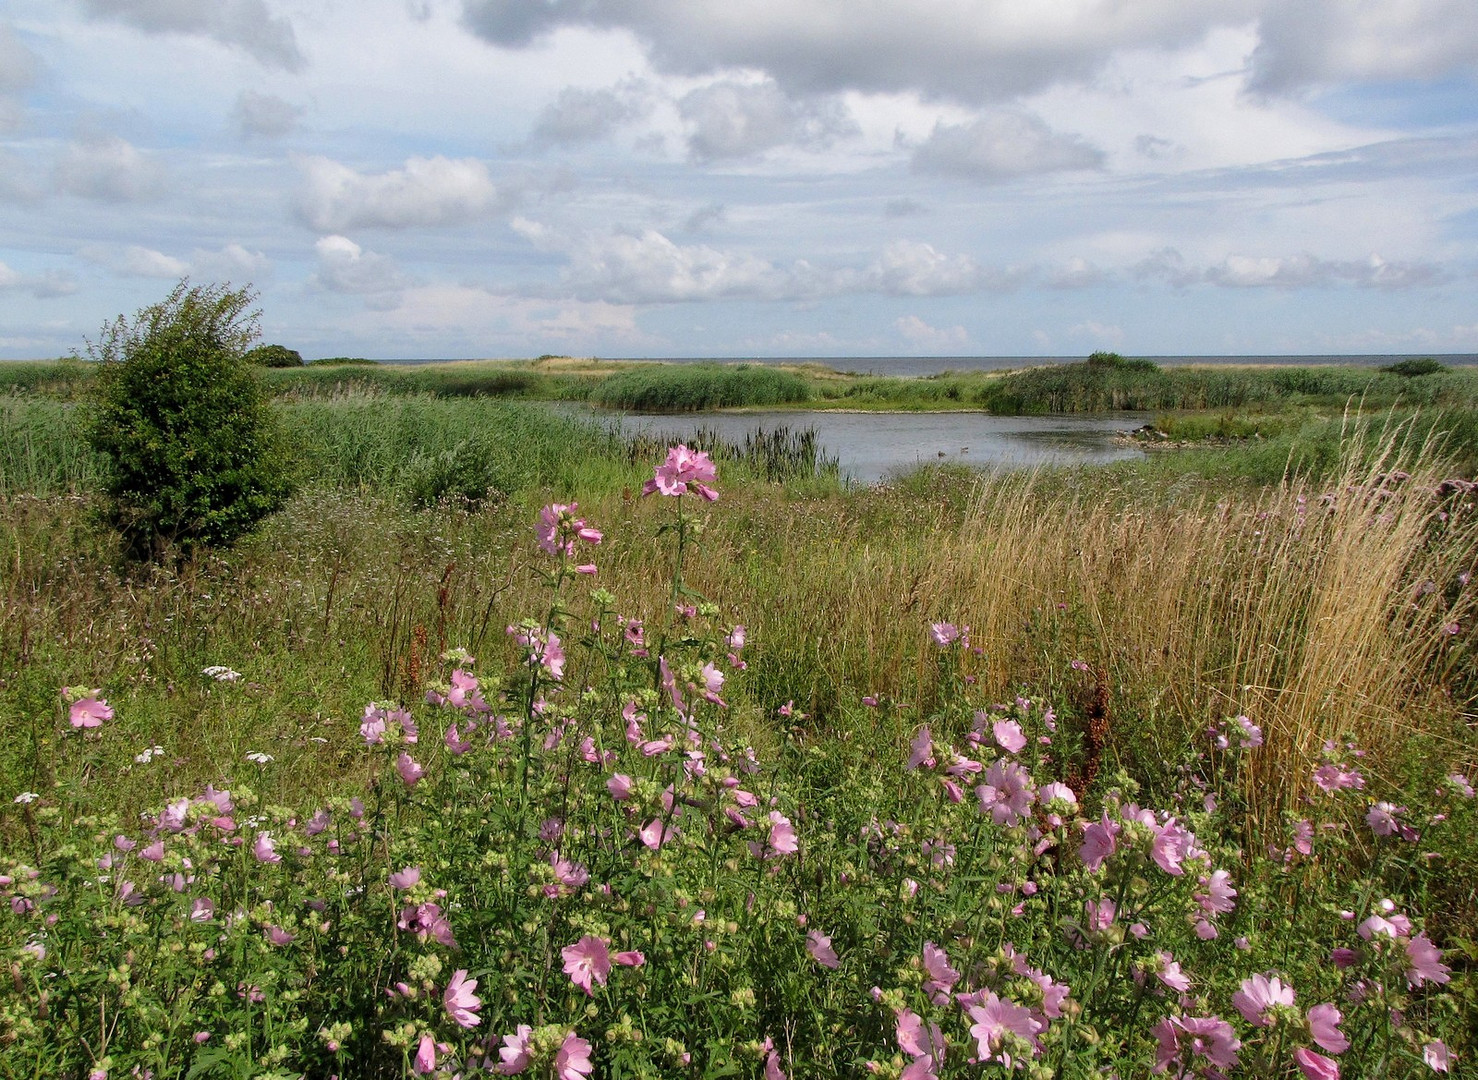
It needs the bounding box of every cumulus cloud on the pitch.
[560,227,789,302]
[894,314,968,351]
[310,235,409,300]
[529,84,646,146]
[912,112,1104,181]
[80,244,188,277]
[460,0,1257,103]
[515,222,1018,303]
[295,155,499,231]
[190,243,273,281]
[53,135,165,202]
[233,90,301,137]
[79,0,304,71]
[1250,1,1478,93]
[678,78,856,161]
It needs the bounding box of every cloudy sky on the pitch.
[2,0,1477,359]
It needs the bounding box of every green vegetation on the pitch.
[310,355,378,366]
[245,343,304,367]
[589,362,813,411]
[1382,357,1448,377]
[83,282,291,556]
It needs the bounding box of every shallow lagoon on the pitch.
[578,408,1151,483]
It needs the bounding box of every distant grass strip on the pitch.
[590,362,813,411]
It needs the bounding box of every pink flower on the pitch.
[1149,818,1193,876]
[639,818,671,850]
[1366,802,1402,836]
[443,968,482,1029]
[1234,714,1263,748]
[414,1034,436,1074]
[389,866,421,890]
[697,663,726,706]
[1307,1003,1348,1054]
[1196,869,1238,918]
[906,725,934,770]
[921,941,959,1003]
[993,719,1027,753]
[1080,813,1120,870]
[614,950,645,967]
[549,853,589,896]
[555,1032,594,1080]
[607,773,634,801]
[562,935,612,995]
[749,811,798,859]
[1293,819,1315,855]
[69,696,113,729]
[396,751,425,788]
[1294,1048,1340,1080]
[642,444,719,500]
[1423,1040,1452,1073]
[976,759,1036,826]
[897,1008,946,1078]
[806,930,840,969]
[139,839,165,862]
[536,502,603,558]
[966,992,1043,1061]
[929,622,960,647]
[1404,932,1450,987]
[252,832,280,864]
[1232,973,1296,1027]
[763,1051,787,1080]
[496,1025,533,1074]
[1152,1015,1240,1074]
[265,925,294,946]
[1156,953,1192,993]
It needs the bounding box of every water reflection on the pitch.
[573,408,1149,484]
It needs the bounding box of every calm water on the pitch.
[576,408,1150,484]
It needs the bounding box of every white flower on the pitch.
[134,745,165,764]
[202,666,243,682]
[245,751,274,764]
[13,792,39,804]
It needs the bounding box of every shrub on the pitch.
[245,343,304,367]
[83,280,291,555]
[591,363,812,411]
[311,356,377,366]
[1381,357,1447,377]
[1086,350,1160,372]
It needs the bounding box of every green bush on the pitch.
[245,343,304,367]
[310,356,377,366]
[1086,350,1160,372]
[591,363,812,411]
[1381,357,1447,377]
[84,280,291,556]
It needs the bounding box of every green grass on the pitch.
[588,362,813,411]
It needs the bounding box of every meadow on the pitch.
[0,362,1475,1078]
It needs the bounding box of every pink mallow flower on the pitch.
[1080,813,1120,871]
[906,725,934,770]
[897,1009,946,1079]
[1307,1003,1349,1054]
[389,866,421,890]
[414,1034,436,1075]
[966,992,1043,1062]
[252,832,281,864]
[929,622,960,647]
[993,718,1027,753]
[1424,1040,1453,1073]
[1232,973,1296,1027]
[806,930,840,969]
[556,1032,593,1080]
[443,968,482,1029]
[1149,818,1193,876]
[1152,1015,1241,1075]
[562,935,612,996]
[69,696,113,729]
[1294,1047,1340,1080]
[496,1025,532,1074]
[921,941,959,1004]
[396,752,425,788]
[1404,933,1451,988]
[976,759,1036,826]
[642,445,718,500]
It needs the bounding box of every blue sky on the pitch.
[1,0,1477,359]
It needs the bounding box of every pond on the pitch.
[575,408,1151,484]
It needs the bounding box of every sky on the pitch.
[1,1,1478,360]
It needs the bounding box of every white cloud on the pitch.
[295,155,500,231]
[460,0,1259,103]
[310,235,409,299]
[79,243,187,277]
[79,0,304,71]
[859,240,994,296]
[1251,1,1478,93]
[678,78,857,161]
[912,111,1104,181]
[233,90,302,137]
[562,227,788,302]
[53,135,166,202]
[529,84,646,146]
[1047,257,1110,289]
[1206,252,1446,288]
[189,243,273,281]
[894,314,968,351]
